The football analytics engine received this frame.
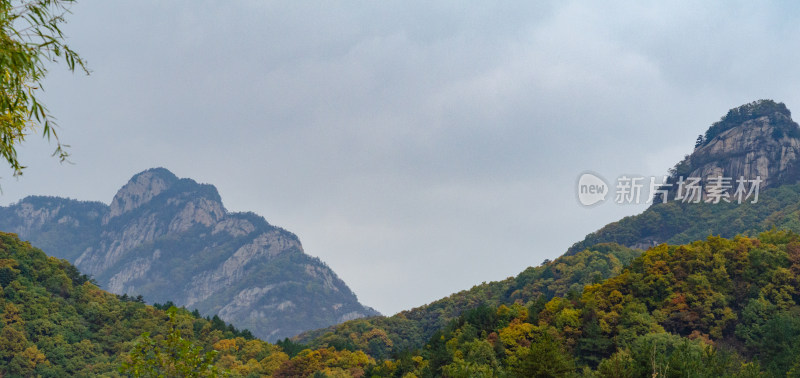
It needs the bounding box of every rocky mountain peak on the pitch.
[108,168,179,219]
[0,168,378,340]
[666,100,800,192]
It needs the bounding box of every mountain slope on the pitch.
[297,243,640,355]
[570,99,800,253]
[300,99,800,357]
[0,168,378,341]
[0,231,259,376]
[0,231,380,377]
[361,232,800,377]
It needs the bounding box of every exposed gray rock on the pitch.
[77,213,162,275]
[184,230,303,306]
[15,203,63,233]
[106,168,177,222]
[664,100,800,198]
[212,217,256,238]
[107,250,159,293]
[569,100,800,255]
[688,116,800,188]
[0,168,379,341]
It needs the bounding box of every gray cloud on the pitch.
[5,1,800,314]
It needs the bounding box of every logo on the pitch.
[575,173,761,207]
[577,172,609,206]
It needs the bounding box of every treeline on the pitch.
[0,232,372,377]
[701,100,797,147]
[7,228,800,376]
[300,231,800,377]
[298,243,640,358]
[306,231,800,377]
[569,182,800,255]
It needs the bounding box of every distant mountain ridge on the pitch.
[0,168,378,341]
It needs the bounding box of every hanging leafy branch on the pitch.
[0,0,87,177]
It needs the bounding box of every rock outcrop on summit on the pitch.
[568,100,800,254]
[0,168,379,341]
[668,100,800,192]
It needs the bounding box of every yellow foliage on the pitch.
[213,338,239,352]
[544,297,565,314]
[242,358,262,374]
[215,354,240,370]
[259,348,289,375]
[555,307,581,329]
[242,339,264,360]
[609,290,623,305]
[0,258,18,269]
[380,359,396,371]
[318,367,354,377]
[497,303,529,321]
[0,326,27,354]
[498,318,537,350]
[18,345,49,370]
[362,328,394,348]
[1,302,23,326]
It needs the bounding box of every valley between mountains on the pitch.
[4,100,800,376]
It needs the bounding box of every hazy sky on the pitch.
[4,1,800,315]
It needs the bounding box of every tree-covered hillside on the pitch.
[300,100,800,359]
[9,226,800,376]
[568,182,800,254]
[0,232,377,377]
[0,168,379,341]
[314,232,800,377]
[299,180,800,374]
[297,243,641,357]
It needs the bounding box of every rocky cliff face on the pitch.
[666,100,800,193]
[569,100,800,254]
[0,168,378,341]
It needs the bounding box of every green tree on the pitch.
[120,307,222,378]
[1,0,87,176]
[510,332,575,378]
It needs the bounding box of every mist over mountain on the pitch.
[0,168,378,341]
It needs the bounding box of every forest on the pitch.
[5,1,800,377]
[5,229,800,376]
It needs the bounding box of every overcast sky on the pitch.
[4,1,800,315]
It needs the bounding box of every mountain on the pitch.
[350,232,800,377]
[298,100,800,359]
[296,243,641,355]
[424,232,800,376]
[0,168,378,341]
[569,99,800,253]
[293,99,800,377]
[8,100,800,376]
[674,100,800,190]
